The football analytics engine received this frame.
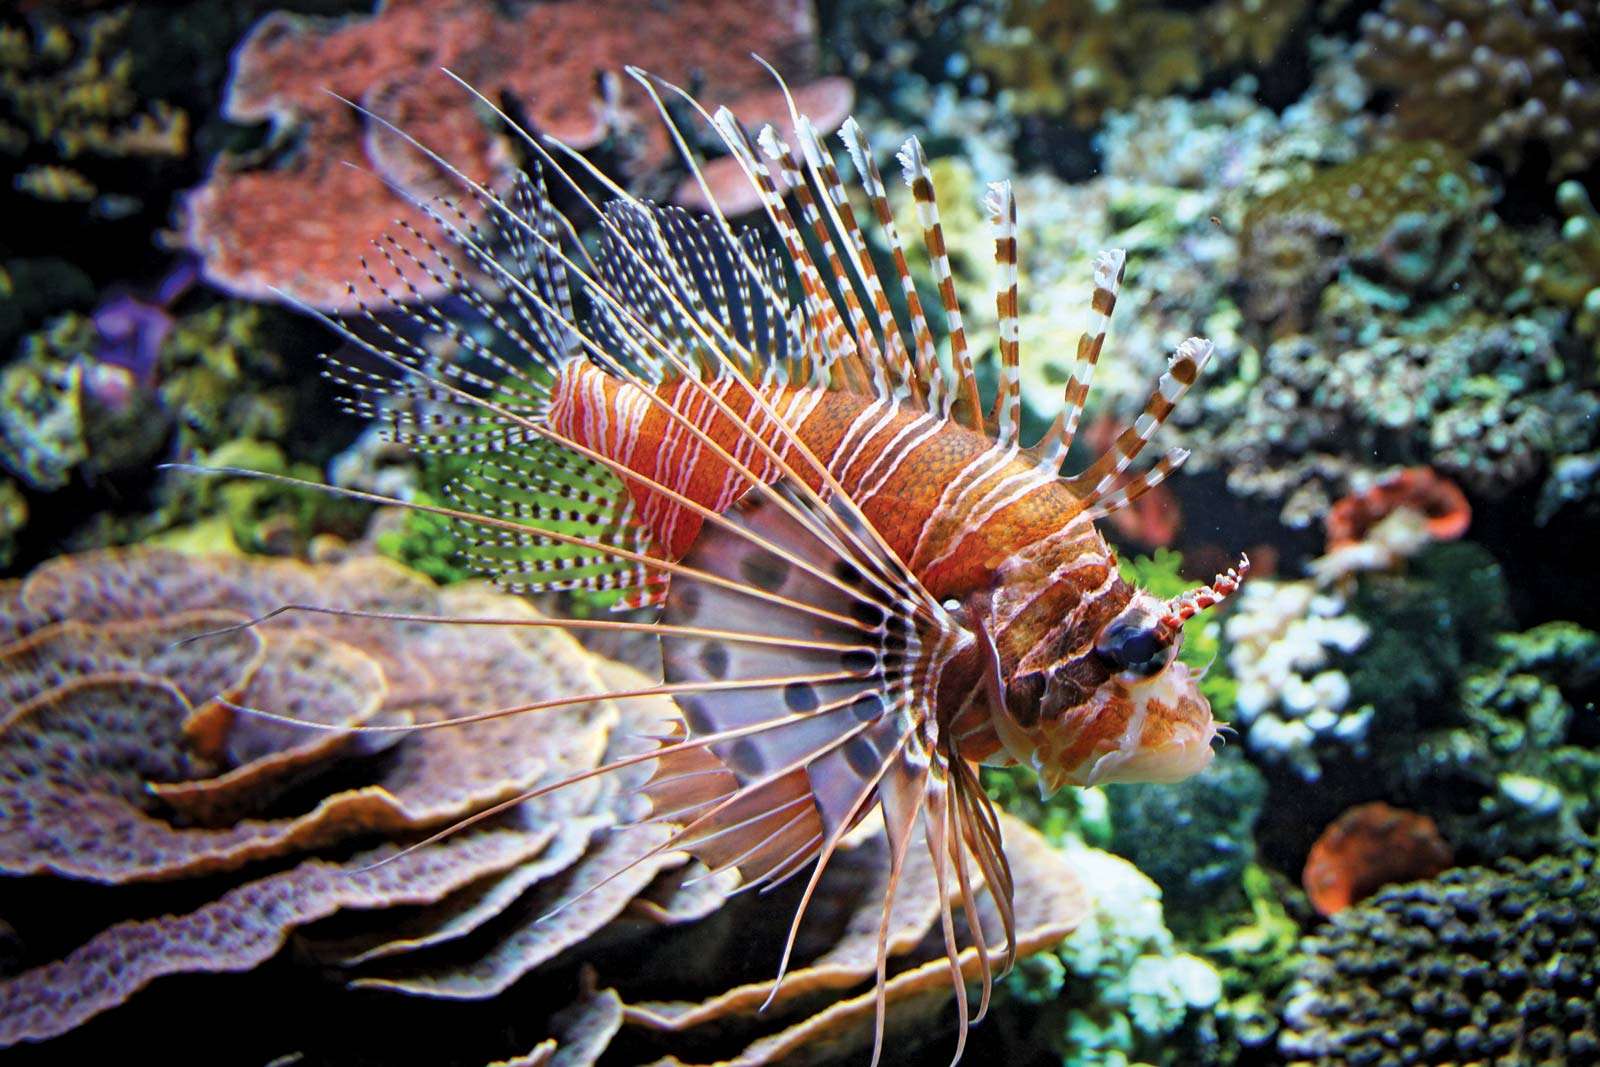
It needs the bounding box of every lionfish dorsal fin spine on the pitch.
[899,134,985,432]
[841,117,944,412]
[1069,335,1214,509]
[1031,247,1127,471]
[794,114,921,403]
[985,179,1023,447]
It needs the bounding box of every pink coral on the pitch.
[181,0,851,312]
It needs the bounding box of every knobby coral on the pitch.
[1281,851,1600,1065]
[0,548,1089,1063]
[1354,0,1600,178]
[1223,578,1371,779]
[181,0,850,311]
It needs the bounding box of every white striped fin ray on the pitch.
[590,200,798,384]
[1068,336,1213,507]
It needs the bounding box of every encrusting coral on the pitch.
[0,548,1090,1064]
[1300,802,1453,917]
[1407,620,1600,862]
[1353,0,1600,178]
[181,0,851,312]
[1280,851,1600,1065]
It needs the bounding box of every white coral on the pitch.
[1223,578,1372,778]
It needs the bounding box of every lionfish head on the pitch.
[989,556,1248,794]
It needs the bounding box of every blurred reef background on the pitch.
[1,0,1597,1065]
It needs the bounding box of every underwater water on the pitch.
[2,0,1598,1064]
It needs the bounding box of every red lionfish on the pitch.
[199,64,1248,1064]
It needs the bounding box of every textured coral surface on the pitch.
[1281,851,1599,1065]
[181,0,849,311]
[0,548,1088,1064]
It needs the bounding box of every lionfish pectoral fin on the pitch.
[641,481,978,1052]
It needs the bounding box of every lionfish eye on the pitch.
[1094,613,1177,677]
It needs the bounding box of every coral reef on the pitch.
[181,0,850,311]
[1312,466,1471,584]
[1527,178,1600,370]
[1005,844,1223,1066]
[1239,142,1491,334]
[0,548,1089,1062]
[1280,851,1600,1065]
[945,52,1597,526]
[1353,0,1600,178]
[0,9,188,220]
[974,0,1305,127]
[1301,802,1453,916]
[1406,620,1600,862]
[1105,752,1267,939]
[1223,577,1371,779]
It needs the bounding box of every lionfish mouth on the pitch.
[1076,660,1219,789]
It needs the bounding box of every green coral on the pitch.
[1280,851,1600,1065]
[1202,865,1304,1056]
[158,302,299,456]
[1241,142,1494,332]
[1104,752,1265,940]
[0,314,164,492]
[372,490,476,585]
[0,477,24,569]
[974,0,1303,128]
[1414,621,1600,860]
[1348,541,1511,742]
[1006,844,1223,1066]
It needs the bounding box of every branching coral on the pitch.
[1354,0,1600,178]
[181,0,850,311]
[1280,851,1600,1064]
[0,548,1091,1063]
[0,9,188,219]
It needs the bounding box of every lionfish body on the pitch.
[264,67,1248,1064]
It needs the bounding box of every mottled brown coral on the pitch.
[1355,0,1600,178]
[181,0,851,311]
[975,0,1305,127]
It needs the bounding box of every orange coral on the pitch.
[1302,801,1454,916]
[1324,467,1472,553]
[181,0,850,311]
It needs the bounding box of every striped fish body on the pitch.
[548,360,1079,594]
[548,360,1203,791]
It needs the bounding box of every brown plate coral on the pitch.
[0,548,1087,1065]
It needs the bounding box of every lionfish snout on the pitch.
[1031,556,1249,793]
